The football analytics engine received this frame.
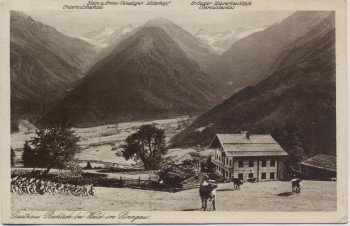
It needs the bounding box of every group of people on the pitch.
[11,174,94,196]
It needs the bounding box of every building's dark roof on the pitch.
[209,133,288,157]
[301,154,336,172]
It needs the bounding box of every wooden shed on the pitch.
[300,154,336,180]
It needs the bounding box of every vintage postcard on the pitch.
[0,0,347,224]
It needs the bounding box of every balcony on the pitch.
[211,158,232,171]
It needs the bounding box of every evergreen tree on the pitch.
[22,141,36,167]
[11,147,16,166]
[85,161,92,169]
[206,155,215,173]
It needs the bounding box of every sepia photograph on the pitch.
[0,0,347,224]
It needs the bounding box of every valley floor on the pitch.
[12,180,336,211]
[11,117,194,167]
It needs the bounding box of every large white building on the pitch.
[209,131,288,181]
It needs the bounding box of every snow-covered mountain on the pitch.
[195,26,267,53]
[82,26,115,43]
[81,24,136,47]
[55,27,109,48]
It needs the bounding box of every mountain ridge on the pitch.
[45,26,227,127]
[209,11,332,91]
[10,11,100,131]
[170,13,336,162]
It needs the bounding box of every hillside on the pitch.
[209,11,332,91]
[45,26,227,127]
[170,13,336,161]
[10,11,100,130]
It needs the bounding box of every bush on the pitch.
[157,156,199,188]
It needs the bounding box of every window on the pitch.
[229,160,232,166]
[249,160,254,167]
[262,160,267,167]
[249,173,254,178]
[229,173,232,178]
[219,155,221,160]
[261,173,266,179]
[270,172,275,180]
[239,161,244,167]
[226,171,228,177]
[270,160,276,167]
[238,173,243,180]
[226,158,228,165]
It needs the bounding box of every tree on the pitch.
[29,126,80,175]
[85,161,92,169]
[22,141,36,167]
[122,125,167,170]
[11,147,16,167]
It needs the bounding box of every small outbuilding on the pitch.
[300,154,336,180]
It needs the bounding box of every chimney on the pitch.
[241,131,250,140]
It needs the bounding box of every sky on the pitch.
[23,10,294,36]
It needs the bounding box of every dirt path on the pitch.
[12,180,336,211]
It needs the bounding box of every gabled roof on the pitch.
[300,154,336,172]
[209,133,288,157]
[216,134,277,144]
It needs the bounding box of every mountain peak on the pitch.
[134,26,167,37]
[145,17,175,26]
[117,26,180,54]
[47,23,223,126]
